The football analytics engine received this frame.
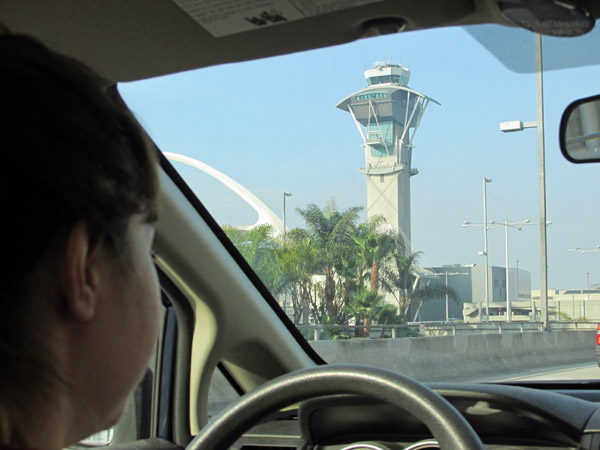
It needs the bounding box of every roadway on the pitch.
[459,360,600,383]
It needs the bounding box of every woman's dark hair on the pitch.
[0,33,158,441]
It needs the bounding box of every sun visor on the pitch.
[464,22,600,73]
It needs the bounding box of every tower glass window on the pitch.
[356,92,388,101]
[367,121,394,156]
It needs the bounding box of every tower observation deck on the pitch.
[336,61,439,244]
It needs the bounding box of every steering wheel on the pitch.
[188,364,484,450]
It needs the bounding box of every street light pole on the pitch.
[504,219,512,322]
[432,271,466,322]
[516,259,520,302]
[585,272,590,319]
[494,219,551,322]
[445,271,449,321]
[499,34,549,329]
[569,250,598,320]
[469,218,542,322]
[483,177,492,322]
[535,33,549,330]
[587,272,590,294]
[283,192,292,239]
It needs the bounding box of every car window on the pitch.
[208,366,242,417]
[119,24,600,384]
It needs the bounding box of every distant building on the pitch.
[414,264,531,322]
[532,289,600,321]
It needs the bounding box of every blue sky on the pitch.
[119,25,600,291]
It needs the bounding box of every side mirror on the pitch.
[560,94,600,163]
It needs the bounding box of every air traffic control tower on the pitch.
[336,62,439,243]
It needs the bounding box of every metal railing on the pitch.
[296,321,597,341]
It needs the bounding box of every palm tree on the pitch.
[381,251,460,323]
[222,224,280,293]
[337,254,361,326]
[353,229,397,292]
[275,229,318,324]
[296,200,362,321]
[346,286,396,336]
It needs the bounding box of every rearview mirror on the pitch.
[560,94,600,163]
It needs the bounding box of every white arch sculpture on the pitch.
[164,152,284,234]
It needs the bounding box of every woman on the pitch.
[0,33,161,450]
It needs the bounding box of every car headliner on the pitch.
[3,0,598,84]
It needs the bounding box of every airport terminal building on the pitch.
[416,264,531,322]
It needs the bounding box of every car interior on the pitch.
[3,1,600,450]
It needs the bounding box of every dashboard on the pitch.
[231,383,600,450]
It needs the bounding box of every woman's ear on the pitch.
[59,222,104,322]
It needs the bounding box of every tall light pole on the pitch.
[587,272,590,295]
[516,258,532,319]
[488,219,529,323]
[483,177,492,322]
[463,220,492,321]
[445,271,450,322]
[493,219,551,322]
[568,251,597,320]
[505,220,511,321]
[536,32,549,330]
[499,33,548,330]
[516,259,520,301]
[464,219,549,322]
[283,192,292,238]
[586,272,590,319]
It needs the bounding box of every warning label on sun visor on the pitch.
[171,0,382,37]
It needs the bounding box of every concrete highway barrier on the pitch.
[310,330,595,381]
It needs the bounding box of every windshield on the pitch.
[120,24,600,383]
